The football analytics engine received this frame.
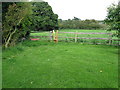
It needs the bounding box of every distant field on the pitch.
[31,29,113,36]
[30,29,118,45]
[2,41,118,88]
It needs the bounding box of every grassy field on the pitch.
[30,29,118,45]
[2,41,118,88]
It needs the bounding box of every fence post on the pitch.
[108,33,112,45]
[54,30,58,43]
[56,30,58,43]
[75,31,77,43]
[49,31,53,41]
[53,30,55,42]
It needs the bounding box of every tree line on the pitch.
[58,17,107,30]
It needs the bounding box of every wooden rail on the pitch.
[31,31,112,34]
[31,35,119,41]
[30,31,120,45]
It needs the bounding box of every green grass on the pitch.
[30,29,118,45]
[2,41,118,88]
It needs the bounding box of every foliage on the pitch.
[2,2,33,48]
[2,2,58,48]
[72,17,81,20]
[58,18,107,30]
[31,2,58,31]
[105,2,120,36]
[2,2,14,21]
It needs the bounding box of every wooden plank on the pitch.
[57,40,119,46]
[59,32,112,35]
[30,36,120,41]
[58,36,113,40]
[31,31,49,33]
[31,35,52,37]
[31,31,112,35]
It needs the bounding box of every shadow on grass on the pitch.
[22,40,55,47]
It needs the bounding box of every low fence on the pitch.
[30,30,120,45]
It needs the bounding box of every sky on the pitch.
[44,0,118,20]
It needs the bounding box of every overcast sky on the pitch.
[44,0,118,20]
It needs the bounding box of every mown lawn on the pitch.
[2,41,118,88]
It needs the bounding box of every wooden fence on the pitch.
[30,30,120,45]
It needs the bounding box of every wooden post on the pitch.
[75,31,77,43]
[56,30,58,43]
[53,30,55,42]
[108,33,112,45]
[49,31,52,41]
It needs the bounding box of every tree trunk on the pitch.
[5,28,17,48]
[4,17,24,48]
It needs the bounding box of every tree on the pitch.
[105,1,120,35]
[31,2,58,31]
[2,2,33,48]
[2,2,58,48]
[72,17,81,21]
